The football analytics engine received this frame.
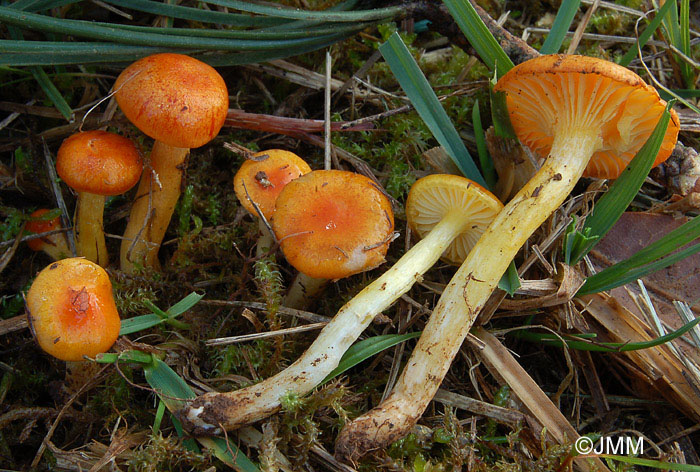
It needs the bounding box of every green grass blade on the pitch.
[577,214,700,294]
[379,32,486,187]
[119,292,201,334]
[0,7,352,51]
[600,455,700,471]
[577,241,700,295]
[539,0,581,54]
[202,0,402,22]
[472,99,496,190]
[514,316,700,352]
[166,292,205,316]
[678,0,693,88]
[498,261,521,296]
[618,0,675,67]
[322,332,422,384]
[102,0,288,26]
[119,314,166,335]
[569,101,675,264]
[29,65,73,121]
[142,358,259,472]
[442,0,513,77]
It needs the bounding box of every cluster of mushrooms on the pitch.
[24,52,679,460]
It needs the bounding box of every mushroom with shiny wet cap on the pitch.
[25,258,121,362]
[56,130,142,266]
[233,149,311,257]
[115,53,228,273]
[334,54,680,462]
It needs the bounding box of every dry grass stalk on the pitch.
[578,293,700,422]
[472,327,611,472]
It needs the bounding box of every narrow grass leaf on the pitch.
[678,0,694,88]
[119,314,166,335]
[152,399,166,435]
[0,7,352,51]
[166,292,204,316]
[618,0,674,66]
[577,214,700,294]
[322,332,421,384]
[379,32,486,186]
[569,101,674,264]
[94,350,154,364]
[442,0,514,77]
[102,0,287,26]
[539,0,581,54]
[202,0,402,22]
[601,455,700,471]
[514,315,700,352]
[577,240,700,295]
[489,75,516,138]
[143,359,258,472]
[472,99,496,190]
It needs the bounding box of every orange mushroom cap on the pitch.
[56,131,143,196]
[26,258,121,361]
[272,170,395,280]
[114,53,229,149]
[233,149,312,220]
[493,54,680,179]
[26,209,64,252]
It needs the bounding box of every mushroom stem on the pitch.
[334,129,600,460]
[75,192,108,266]
[121,141,188,273]
[256,219,275,259]
[283,273,329,310]
[179,206,479,434]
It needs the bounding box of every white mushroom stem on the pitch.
[335,129,600,460]
[283,273,328,310]
[74,192,108,266]
[179,206,478,434]
[120,141,188,273]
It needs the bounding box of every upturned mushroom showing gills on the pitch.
[25,209,70,261]
[233,149,311,257]
[115,53,228,273]
[178,173,502,434]
[25,258,121,362]
[334,54,680,462]
[56,131,143,266]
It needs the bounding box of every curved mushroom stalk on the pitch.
[179,207,476,434]
[335,135,596,460]
[177,175,502,434]
[334,54,679,461]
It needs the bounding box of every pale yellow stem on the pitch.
[120,141,188,273]
[179,207,475,434]
[283,273,329,310]
[335,129,601,460]
[75,192,107,266]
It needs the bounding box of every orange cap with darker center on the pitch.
[26,258,121,361]
[114,53,229,149]
[56,130,143,195]
[272,170,395,280]
[233,150,311,220]
[494,54,680,179]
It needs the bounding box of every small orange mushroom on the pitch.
[272,169,395,280]
[233,149,311,257]
[25,209,70,261]
[115,53,229,273]
[25,258,121,361]
[56,130,143,266]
